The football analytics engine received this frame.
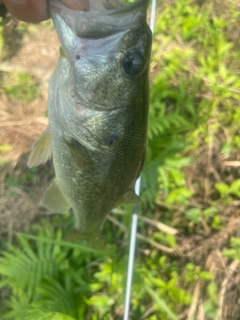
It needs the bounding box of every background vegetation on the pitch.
[0,0,240,319]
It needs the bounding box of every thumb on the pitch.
[1,0,49,23]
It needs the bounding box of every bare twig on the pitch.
[107,215,127,233]
[0,117,48,127]
[201,217,211,235]
[108,214,175,253]
[138,216,178,235]
[224,161,240,167]
[187,280,203,320]
[229,0,240,7]
[139,306,155,320]
[217,260,240,320]
[136,233,175,253]
[196,301,206,320]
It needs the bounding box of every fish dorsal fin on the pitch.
[123,189,140,204]
[28,128,52,168]
[42,179,71,213]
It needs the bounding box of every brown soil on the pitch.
[0,21,58,239]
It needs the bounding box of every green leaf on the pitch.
[166,234,176,248]
[198,271,214,280]
[215,183,229,196]
[41,313,76,320]
[203,207,218,217]
[207,282,218,301]
[222,249,240,259]
[23,310,76,320]
[87,295,114,313]
[229,179,240,196]
[145,285,178,320]
[185,208,201,223]
[203,300,218,319]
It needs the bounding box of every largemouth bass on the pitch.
[28,0,152,247]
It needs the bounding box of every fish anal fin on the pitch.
[28,128,52,168]
[42,179,71,213]
[64,229,105,251]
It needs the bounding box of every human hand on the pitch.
[0,0,89,23]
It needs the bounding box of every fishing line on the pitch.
[123,0,157,319]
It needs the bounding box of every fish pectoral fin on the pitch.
[42,179,71,213]
[71,109,128,152]
[122,189,140,205]
[64,139,89,169]
[64,229,105,251]
[28,128,52,168]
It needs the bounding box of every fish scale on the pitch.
[28,0,152,248]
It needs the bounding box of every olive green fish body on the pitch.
[28,0,152,241]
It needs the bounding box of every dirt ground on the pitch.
[0,20,58,239]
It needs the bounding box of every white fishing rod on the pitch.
[123,0,157,319]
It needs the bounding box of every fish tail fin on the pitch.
[64,229,105,251]
[122,189,140,205]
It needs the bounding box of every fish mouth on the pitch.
[49,0,149,38]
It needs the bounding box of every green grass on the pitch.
[0,72,41,102]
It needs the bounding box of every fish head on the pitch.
[49,0,152,113]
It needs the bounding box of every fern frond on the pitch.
[33,276,77,317]
[3,295,31,320]
[0,233,69,297]
[148,112,192,141]
[0,226,95,319]
[4,305,76,320]
[39,312,76,320]
[17,233,105,254]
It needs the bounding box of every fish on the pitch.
[28,0,152,248]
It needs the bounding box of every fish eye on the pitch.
[123,49,144,76]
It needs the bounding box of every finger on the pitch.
[2,0,49,23]
[1,0,89,23]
